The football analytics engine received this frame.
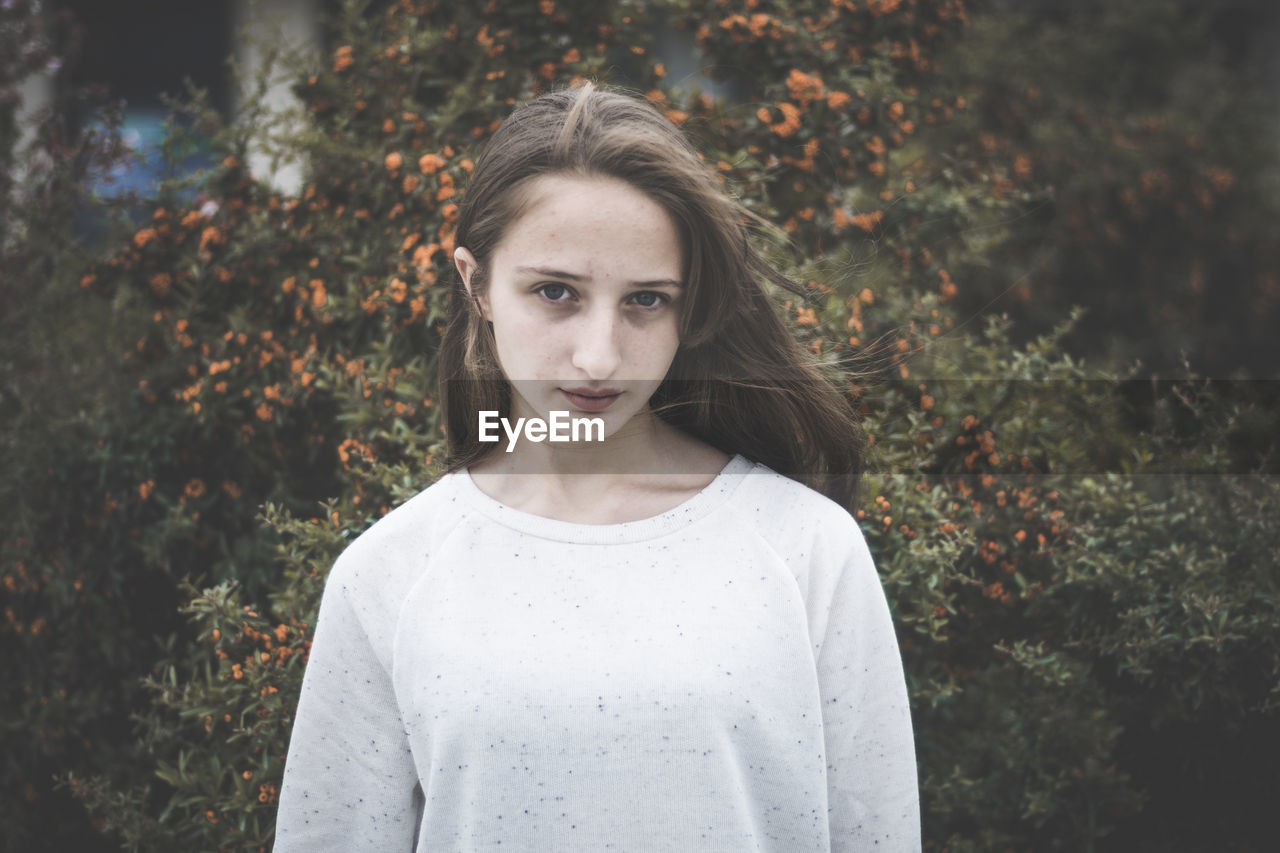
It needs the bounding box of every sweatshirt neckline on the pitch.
[451,454,755,544]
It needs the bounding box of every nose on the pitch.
[570,307,622,380]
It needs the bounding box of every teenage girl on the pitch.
[275,83,919,852]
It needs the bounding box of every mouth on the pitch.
[559,387,623,413]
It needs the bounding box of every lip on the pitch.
[559,387,623,413]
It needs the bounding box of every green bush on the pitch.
[2,1,1275,851]
[931,0,1280,376]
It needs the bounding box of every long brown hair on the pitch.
[438,83,864,509]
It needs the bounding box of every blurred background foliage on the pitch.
[1,0,1277,850]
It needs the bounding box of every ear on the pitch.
[453,246,491,321]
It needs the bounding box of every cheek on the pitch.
[629,323,682,378]
[491,314,560,374]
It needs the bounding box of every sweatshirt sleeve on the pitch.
[274,549,421,851]
[815,518,921,851]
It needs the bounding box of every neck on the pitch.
[466,407,732,523]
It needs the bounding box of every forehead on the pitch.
[492,174,683,277]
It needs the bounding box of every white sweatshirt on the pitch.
[275,455,919,851]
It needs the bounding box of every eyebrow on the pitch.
[515,265,682,289]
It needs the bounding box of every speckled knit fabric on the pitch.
[274,455,919,851]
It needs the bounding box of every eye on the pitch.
[535,282,573,303]
[628,291,669,309]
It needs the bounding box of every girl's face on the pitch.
[455,173,685,438]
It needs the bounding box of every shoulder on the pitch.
[725,461,865,552]
[722,463,898,666]
[722,460,875,601]
[325,471,470,603]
